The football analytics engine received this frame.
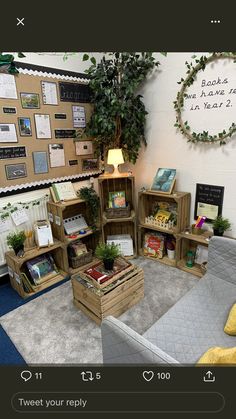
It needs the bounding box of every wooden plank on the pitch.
[178,231,211,245]
[102,288,144,319]
[177,258,202,277]
[101,270,143,305]
[73,299,101,325]
[72,278,100,307]
[101,279,144,313]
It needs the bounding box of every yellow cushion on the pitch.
[224,303,236,335]
[197,347,236,364]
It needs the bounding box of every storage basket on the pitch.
[105,203,131,219]
[69,249,93,269]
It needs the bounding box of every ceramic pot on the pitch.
[213,229,223,236]
[13,245,24,257]
[167,249,175,260]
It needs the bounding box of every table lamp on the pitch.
[107,148,124,176]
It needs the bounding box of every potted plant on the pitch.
[6,230,26,256]
[212,216,231,236]
[78,186,100,230]
[83,52,160,163]
[95,242,121,270]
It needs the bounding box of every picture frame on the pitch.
[34,114,52,139]
[33,151,49,174]
[75,140,93,156]
[82,158,99,172]
[0,123,18,143]
[18,117,32,136]
[20,92,40,109]
[49,143,65,168]
[41,81,58,105]
[151,168,176,194]
[194,183,224,222]
[5,163,27,180]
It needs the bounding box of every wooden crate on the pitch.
[138,226,179,267]
[72,264,144,324]
[176,231,211,277]
[138,190,190,234]
[5,240,68,298]
[98,174,137,258]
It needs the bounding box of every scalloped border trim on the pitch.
[17,67,90,83]
[0,170,102,194]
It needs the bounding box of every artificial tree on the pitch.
[83,52,160,163]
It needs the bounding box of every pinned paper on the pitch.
[11,208,29,226]
[0,218,11,233]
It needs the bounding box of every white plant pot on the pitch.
[167,249,175,260]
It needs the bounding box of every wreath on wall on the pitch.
[174,52,236,145]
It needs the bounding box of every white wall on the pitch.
[133,53,236,236]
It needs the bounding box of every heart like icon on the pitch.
[142,370,154,382]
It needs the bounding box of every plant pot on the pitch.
[167,249,175,260]
[103,259,114,271]
[213,229,224,236]
[13,245,24,256]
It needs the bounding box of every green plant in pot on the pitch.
[212,216,231,236]
[78,186,100,230]
[6,230,26,256]
[95,242,121,271]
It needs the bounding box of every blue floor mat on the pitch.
[0,276,70,364]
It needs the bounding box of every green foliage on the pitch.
[212,216,231,233]
[0,53,19,74]
[78,186,100,229]
[174,52,236,144]
[84,52,159,163]
[95,242,121,261]
[6,231,26,250]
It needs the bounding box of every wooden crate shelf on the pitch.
[138,190,190,267]
[5,242,68,298]
[98,174,137,258]
[47,199,101,272]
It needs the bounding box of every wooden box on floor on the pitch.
[98,174,137,258]
[138,190,190,267]
[5,240,68,298]
[47,198,100,275]
[71,259,144,325]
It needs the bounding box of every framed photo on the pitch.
[75,140,93,155]
[151,168,176,194]
[34,114,51,139]
[82,158,99,172]
[0,123,18,143]
[41,81,58,105]
[108,191,126,208]
[20,92,40,109]
[33,151,49,174]
[18,117,32,136]
[5,163,27,180]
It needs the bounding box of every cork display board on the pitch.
[0,63,97,193]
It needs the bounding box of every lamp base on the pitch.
[112,165,121,176]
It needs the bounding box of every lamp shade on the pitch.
[107,148,124,166]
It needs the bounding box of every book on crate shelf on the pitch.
[25,253,59,286]
[108,191,126,208]
[50,181,77,202]
[84,258,131,284]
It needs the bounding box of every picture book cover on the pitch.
[108,191,126,208]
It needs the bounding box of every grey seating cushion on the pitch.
[143,273,236,363]
[207,236,236,285]
[101,316,179,364]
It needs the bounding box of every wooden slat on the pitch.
[101,270,143,305]
[73,299,101,325]
[101,278,144,313]
[102,288,144,319]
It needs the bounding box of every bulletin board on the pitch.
[0,62,100,194]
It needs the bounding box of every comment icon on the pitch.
[21,370,32,382]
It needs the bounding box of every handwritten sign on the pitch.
[182,58,236,135]
[0,146,26,160]
[194,183,224,221]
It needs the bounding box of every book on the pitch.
[154,209,171,223]
[84,258,130,284]
[26,254,58,285]
[108,191,126,208]
[49,186,59,203]
[52,181,77,201]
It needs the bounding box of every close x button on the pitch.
[16,18,25,26]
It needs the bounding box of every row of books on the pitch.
[21,254,59,293]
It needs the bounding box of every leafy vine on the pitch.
[0,195,49,220]
[174,52,236,144]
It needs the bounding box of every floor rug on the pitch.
[0,258,198,364]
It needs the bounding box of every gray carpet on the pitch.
[0,258,198,364]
